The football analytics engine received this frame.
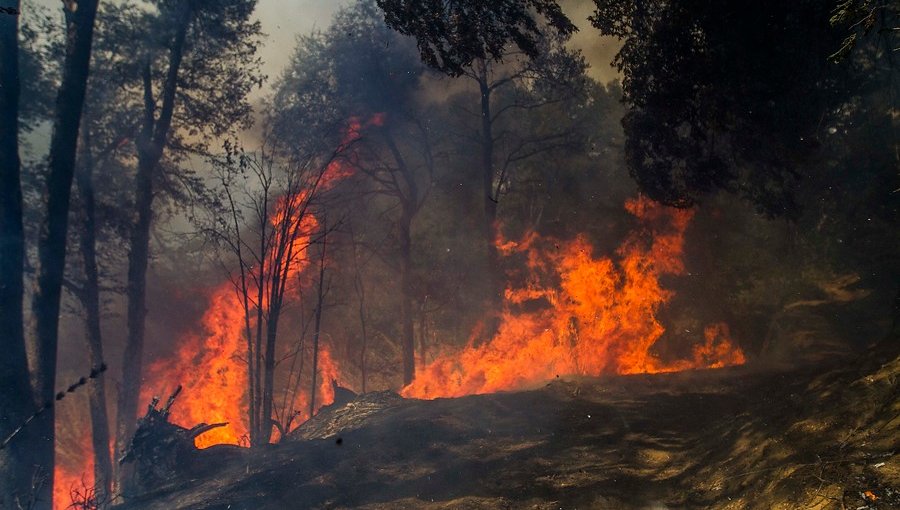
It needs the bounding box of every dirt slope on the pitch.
[114,352,899,510]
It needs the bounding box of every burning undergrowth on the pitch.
[138,192,745,456]
[403,196,745,399]
[54,126,745,509]
[143,196,745,447]
[138,116,389,448]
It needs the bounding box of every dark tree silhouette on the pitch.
[589,0,860,217]
[0,0,35,505]
[26,0,101,505]
[376,0,576,76]
[115,0,262,476]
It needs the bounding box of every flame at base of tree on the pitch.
[53,398,98,510]
[53,459,95,510]
[51,115,368,509]
[138,117,385,448]
[142,283,250,448]
[140,271,343,449]
[402,197,745,399]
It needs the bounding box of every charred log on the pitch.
[118,385,228,497]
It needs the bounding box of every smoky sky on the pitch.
[27,0,619,96]
[248,0,621,101]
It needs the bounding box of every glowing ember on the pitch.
[402,197,746,399]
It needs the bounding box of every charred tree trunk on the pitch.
[29,0,100,504]
[260,291,283,444]
[359,313,368,394]
[399,210,415,386]
[382,129,420,386]
[117,151,155,471]
[75,125,114,500]
[227,182,258,448]
[251,204,266,446]
[477,65,502,341]
[418,299,429,368]
[117,3,192,482]
[0,1,37,506]
[353,252,369,394]
[260,181,307,444]
[309,227,327,417]
[347,221,369,394]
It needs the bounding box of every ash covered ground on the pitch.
[115,348,899,510]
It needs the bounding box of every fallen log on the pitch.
[119,385,229,496]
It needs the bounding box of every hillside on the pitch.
[114,351,899,510]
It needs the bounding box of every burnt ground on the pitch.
[114,349,899,510]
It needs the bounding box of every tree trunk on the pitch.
[356,270,368,394]
[260,299,281,444]
[0,1,39,506]
[76,125,113,501]
[349,223,369,394]
[309,228,327,417]
[251,200,266,446]
[478,69,502,342]
[229,188,257,448]
[382,129,419,386]
[115,154,154,489]
[116,3,192,477]
[29,0,100,505]
[418,302,428,368]
[399,210,415,386]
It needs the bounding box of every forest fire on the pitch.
[53,460,94,510]
[139,117,385,447]
[50,118,377,509]
[52,181,744,510]
[402,197,746,399]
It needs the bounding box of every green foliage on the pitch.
[77,0,264,223]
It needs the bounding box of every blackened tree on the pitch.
[0,0,34,502]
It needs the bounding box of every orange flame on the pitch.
[53,398,99,510]
[53,459,94,510]
[140,116,382,448]
[402,197,745,399]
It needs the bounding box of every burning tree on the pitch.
[376,0,590,342]
[270,1,449,386]
[206,139,341,446]
[113,0,264,477]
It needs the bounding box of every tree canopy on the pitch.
[589,0,869,217]
[375,0,577,76]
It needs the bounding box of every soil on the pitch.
[114,348,899,510]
